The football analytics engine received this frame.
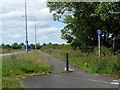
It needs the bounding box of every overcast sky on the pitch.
[0,0,67,45]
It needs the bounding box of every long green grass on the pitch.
[2,51,52,88]
[0,48,24,54]
[42,46,120,77]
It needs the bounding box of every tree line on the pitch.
[47,2,120,52]
[0,43,41,49]
[0,42,65,50]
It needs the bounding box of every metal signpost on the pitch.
[96,29,102,57]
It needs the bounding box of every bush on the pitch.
[100,46,113,56]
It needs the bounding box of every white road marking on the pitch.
[110,82,119,85]
[113,80,119,82]
[51,74,113,85]
[110,79,120,85]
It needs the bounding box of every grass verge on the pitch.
[2,51,52,88]
[42,48,120,77]
[0,48,24,54]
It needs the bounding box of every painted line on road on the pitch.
[113,80,119,82]
[51,74,113,85]
[110,82,119,85]
[110,79,120,85]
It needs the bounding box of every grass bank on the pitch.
[0,48,24,54]
[2,51,52,88]
[41,46,120,77]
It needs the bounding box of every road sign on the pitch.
[96,29,102,35]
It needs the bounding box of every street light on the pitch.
[29,16,37,51]
[34,17,37,51]
[22,15,37,51]
[24,0,28,53]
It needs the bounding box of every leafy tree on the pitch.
[47,42,53,49]
[19,42,24,49]
[36,43,41,49]
[1,44,11,49]
[11,43,19,49]
[48,42,52,46]
[47,2,120,51]
[30,44,35,49]
[42,43,47,46]
[1,44,5,49]
[47,2,99,49]
[95,2,120,48]
[5,44,11,49]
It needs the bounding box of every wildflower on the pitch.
[85,63,87,66]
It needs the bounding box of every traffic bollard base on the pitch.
[64,67,74,72]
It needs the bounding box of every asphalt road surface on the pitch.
[22,51,119,88]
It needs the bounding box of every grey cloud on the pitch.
[1,0,66,44]
[1,2,24,14]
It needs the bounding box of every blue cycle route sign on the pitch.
[96,29,102,35]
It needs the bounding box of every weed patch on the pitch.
[2,51,52,88]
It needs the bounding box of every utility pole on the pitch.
[35,18,37,50]
[25,0,28,53]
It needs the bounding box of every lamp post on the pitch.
[22,15,37,51]
[35,18,37,50]
[30,16,37,50]
[24,0,28,53]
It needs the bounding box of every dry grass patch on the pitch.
[18,51,48,64]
